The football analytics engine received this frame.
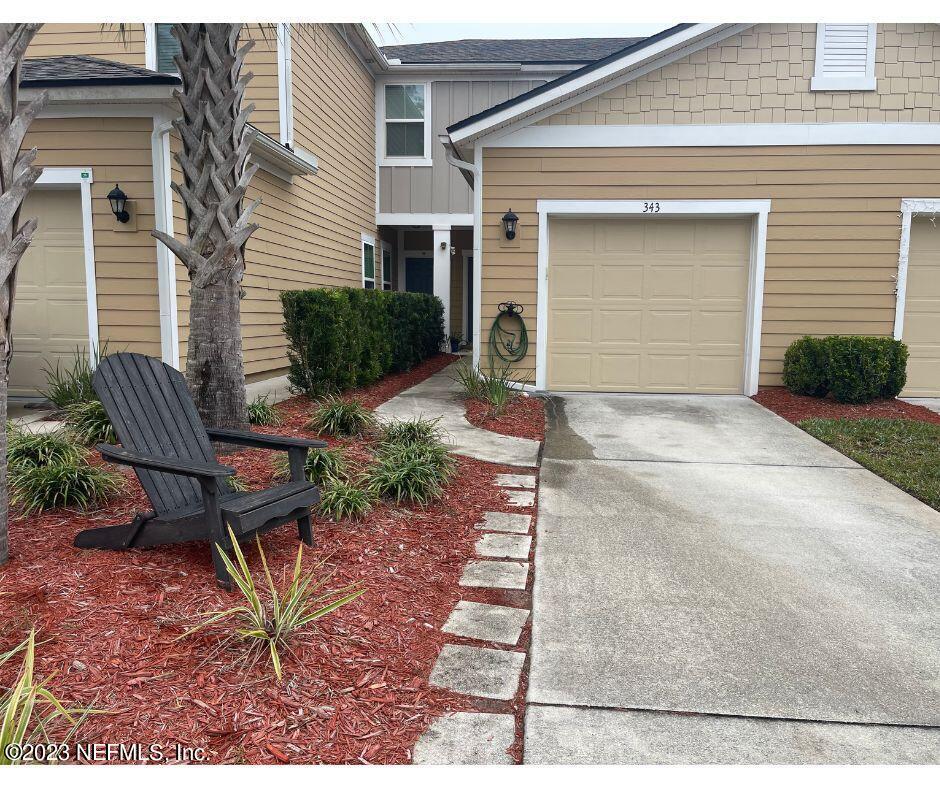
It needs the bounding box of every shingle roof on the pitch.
[381,37,644,65]
[21,55,180,88]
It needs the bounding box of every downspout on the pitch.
[440,135,482,367]
[151,112,180,368]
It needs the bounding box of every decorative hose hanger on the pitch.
[489,301,529,365]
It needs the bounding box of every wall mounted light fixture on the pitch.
[107,184,130,223]
[502,209,518,240]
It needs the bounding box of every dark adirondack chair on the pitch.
[73,352,326,588]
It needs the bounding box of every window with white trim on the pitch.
[811,23,877,92]
[381,245,392,291]
[154,24,181,74]
[381,83,431,165]
[362,237,376,290]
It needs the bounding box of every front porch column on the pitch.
[433,225,451,337]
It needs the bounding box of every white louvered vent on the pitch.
[811,23,877,91]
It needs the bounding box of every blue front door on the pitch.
[406,257,433,294]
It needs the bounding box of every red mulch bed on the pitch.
[464,395,546,442]
[753,387,940,426]
[0,353,521,765]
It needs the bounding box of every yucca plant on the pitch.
[39,343,112,410]
[317,477,375,521]
[306,396,376,437]
[63,399,116,445]
[0,630,95,764]
[379,417,447,450]
[9,461,123,516]
[274,446,347,485]
[7,428,82,469]
[368,443,456,506]
[247,395,281,427]
[451,359,485,400]
[181,527,364,681]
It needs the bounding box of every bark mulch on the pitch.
[464,395,546,442]
[0,353,514,765]
[753,387,940,426]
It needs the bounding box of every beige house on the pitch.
[13,22,940,401]
[443,23,940,397]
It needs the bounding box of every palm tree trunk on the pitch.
[152,23,258,431]
[0,23,47,565]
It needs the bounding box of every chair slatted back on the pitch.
[93,353,223,514]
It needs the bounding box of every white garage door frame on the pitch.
[31,166,99,360]
[536,199,771,395]
[894,197,940,340]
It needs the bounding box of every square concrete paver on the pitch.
[443,601,530,645]
[429,644,525,700]
[495,473,536,489]
[460,560,529,589]
[477,511,531,534]
[413,712,516,764]
[505,489,536,507]
[476,532,531,560]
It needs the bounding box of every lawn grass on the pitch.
[798,417,940,512]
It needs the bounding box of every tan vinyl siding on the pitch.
[480,145,940,386]
[242,26,280,139]
[27,24,146,65]
[25,116,162,356]
[544,23,940,126]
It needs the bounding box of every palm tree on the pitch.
[0,24,46,565]
[151,23,259,431]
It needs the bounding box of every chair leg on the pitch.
[297,513,313,546]
[199,479,231,590]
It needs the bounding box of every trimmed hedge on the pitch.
[782,335,909,404]
[281,288,444,396]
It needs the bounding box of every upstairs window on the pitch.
[811,23,877,91]
[154,24,181,74]
[382,83,431,166]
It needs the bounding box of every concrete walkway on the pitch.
[375,369,540,467]
[901,396,940,415]
[527,394,940,764]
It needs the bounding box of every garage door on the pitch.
[901,216,940,396]
[547,215,751,393]
[8,189,89,398]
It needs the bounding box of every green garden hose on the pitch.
[489,301,529,365]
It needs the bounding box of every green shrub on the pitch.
[782,336,829,398]
[318,478,375,521]
[63,399,116,445]
[454,361,532,417]
[452,359,486,399]
[274,446,348,485]
[368,443,456,505]
[40,343,111,409]
[10,460,123,515]
[7,428,83,469]
[379,417,447,450]
[247,395,281,427]
[307,396,376,437]
[281,288,444,395]
[782,335,909,405]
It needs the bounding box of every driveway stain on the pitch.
[544,396,596,460]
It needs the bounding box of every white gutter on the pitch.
[150,111,179,368]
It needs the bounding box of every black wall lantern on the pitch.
[501,209,519,241]
[107,184,130,223]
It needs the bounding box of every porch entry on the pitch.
[406,257,433,294]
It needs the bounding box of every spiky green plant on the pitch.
[63,399,116,445]
[226,474,250,494]
[0,630,96,764]
[9,461,123,516]
[274,446,347,485]
[247,395,281,427]
[180,527,364,681]
[317,477,375,521]
[306,396,376,437]
[368,443,456,506]
[451,359,485,400]
[479,364,532,417]
[379,417,447,450]
[7,428,82,469]
[39,343,111,410]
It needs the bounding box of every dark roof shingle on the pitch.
[21,55,180,87]
[381,37,644,65]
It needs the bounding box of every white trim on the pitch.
[361,233,377,289]
[811,23,877,92]
[433,227,452,333]
[144,23,157,71]
[33,167,99,361]
[472,144,484,371]
[895,198,940,341]
[151,112,179,368]
[487,122,940,150]
[449,24,738,146]
[535,199,770,396]
[377,80,433,167]
[277,23,294,148]
[377,212,473,227]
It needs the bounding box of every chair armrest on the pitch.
[205,428,328,451]
[96,444,235,479]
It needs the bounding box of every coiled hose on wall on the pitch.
[489,301,529,365]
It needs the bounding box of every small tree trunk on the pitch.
[0,23,46,565]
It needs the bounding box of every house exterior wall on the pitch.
[378,78,546,215]
[25,116,163,357]
[479,144,940,386]
[542,23,940,126]
[28,24,147,66]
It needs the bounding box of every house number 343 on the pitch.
[643,201,661,213]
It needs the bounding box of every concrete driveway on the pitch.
[526,394,940,764]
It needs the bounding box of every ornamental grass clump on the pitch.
[306,396,376,437]
[317,477,375,521]
[7,427,122,515]
[379,417,447,451]
[63,399,116,445]
[247,395,281,427]
[368,442,456,506]
[274,446,348,485]
[181,527,364,681]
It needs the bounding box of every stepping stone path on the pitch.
[418,472,538,763]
